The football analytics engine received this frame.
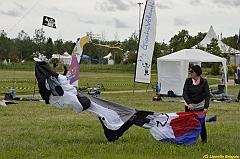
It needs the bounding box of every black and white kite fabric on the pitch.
[42,16,56,29]
[35,61,206,146]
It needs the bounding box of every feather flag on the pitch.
[67,36,90,86]
[42,16,56,29]
[134,0,157,83]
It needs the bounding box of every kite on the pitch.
[67,36,90,87]
[34,60,206,146]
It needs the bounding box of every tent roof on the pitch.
[103,53,112,58]
[196,26,240,53]
[62,52,70,56]
[158,49,226,62]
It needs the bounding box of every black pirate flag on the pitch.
[42,16,56,29]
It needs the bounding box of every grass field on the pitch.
[0,68,240,159]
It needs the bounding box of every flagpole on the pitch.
[133,1,147,96]
[137,2,143,35]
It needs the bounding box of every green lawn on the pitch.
[0,69,240,159]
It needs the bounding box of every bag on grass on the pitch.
[167,90,175,97]
[152,95,162,101]
[4,93,13,100]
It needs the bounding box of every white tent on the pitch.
[103,53,114,65]
[51,52,71,65]
[195,26,240,54]
[157,49,227,96]
[61,52,71,64]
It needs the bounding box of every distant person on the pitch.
[236,64,240,84]
[182,65,210,143]
[62,65,68,76]
[220,66,228,84]
[53,60,58,72]
[234,66,237,85]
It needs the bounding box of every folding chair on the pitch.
[211,84,225,95]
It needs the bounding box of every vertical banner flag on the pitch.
[67,36,90,86]
[134,0,157,83]
[42,16,56,29]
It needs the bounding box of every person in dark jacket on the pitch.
[182,65,210,143]
[53,60,58,72]
[62,65,68,76]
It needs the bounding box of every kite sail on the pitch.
[42,16,56,29]
[134,0,157,84]
[34,61,206,146]
[146,111,206,146]
[67,36,90,86]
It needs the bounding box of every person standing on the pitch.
[182,65,210,143]
[220,66,228,84]
[233,66,237,85]
[53,60,58,72]
[236,64,240,84]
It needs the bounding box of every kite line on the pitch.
[7,0,42,34]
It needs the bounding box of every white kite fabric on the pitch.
[35,61,206,146]
[50,74,126,130]
[49,75,83,113]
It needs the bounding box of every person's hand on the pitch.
[203,108,208,112]
[188,104,194,110]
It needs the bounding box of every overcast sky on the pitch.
[1,0,239,43]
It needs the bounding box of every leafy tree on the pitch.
[44,37,54,59]
[152,42,161,64]
[158,42,170,56]
[53,39,64,54]
[210,63,221,75]
[120,31,139,64]
[0,30,12,61]
[121,31,138,52]
[33,28,46,52]
[62,40,75,54]
[84,39,101,59]
[169,29,193,52]
[203,38,222,69]
[222,34,240,51]
[206,38,222,56]
[192,32,207,47]
[13,30,36,61]
[123,51,136,64]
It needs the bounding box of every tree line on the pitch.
[0,28,239,64]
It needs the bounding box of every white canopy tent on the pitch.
[157,49,227,96]
[194,26,240,55]
[61,52,71,64]
[51,52,71,65]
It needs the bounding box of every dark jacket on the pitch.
[62,70,68,76]
[35,61,58,104]
[182,77,210,109]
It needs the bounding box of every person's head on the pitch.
[63,65,67,70]
[189,65,202,77]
